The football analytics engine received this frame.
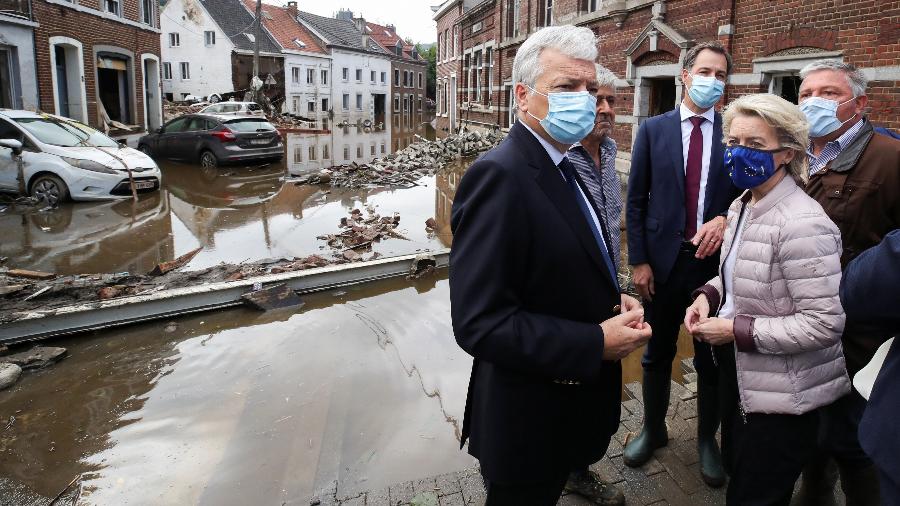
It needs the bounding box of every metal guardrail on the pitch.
[0,250,450,345]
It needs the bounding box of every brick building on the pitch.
[432,0,900,154]
[30,0,163,142]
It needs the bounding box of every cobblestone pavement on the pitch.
[312,360,729,506]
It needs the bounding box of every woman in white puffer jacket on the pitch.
[683,93,850,506]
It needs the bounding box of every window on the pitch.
[380,142,385,154]
[141,0,156,27]
[403,71,408,87]
[293,38,306,48]
[418,72,423,88]
[437,34,441,60]
[436,82,442,115]
[104,0,120,15]
[307,101,315,113]
[580,0,599,12]
[464,54,471,101]
[506,0,521,39]
[321,98,329,112]
[293,146,303,163]
[343,144,350,159]
[180,62,190,80]
[418,96,423,111]
[322,118,328,130]
[370,143,375,156]
[394,94,399,112]
[244,33,255,42]
[380,72,386,83]
[292,67,300,84]
[306,68,315,84]
[356,93,362,110]
[394,69,399,86]
[162,62,172,80]
[355,68,362,81]
[309,145,317,161]
[486,47,493,105]
[453,26,458,57]
[321,69,328,85]
[169,33,180,47]
[342,93,349,110]
[323,144,330,159]
[540,0,553,26]
[342,67,349,80]
[357,144,363,158]
[205,31,215,46]
[443,29,449,59]
[292,96,301,113]
[371,70,376,83]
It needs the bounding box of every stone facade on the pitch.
[433,0,900,150]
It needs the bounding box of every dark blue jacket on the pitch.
[450,121,622,482]
[841,229,900,489]
[626,108,740,284]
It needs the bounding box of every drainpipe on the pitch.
[29,0,39,111]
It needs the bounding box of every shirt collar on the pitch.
[679,101,716,123]
[806,117,866,156]
[521,121,568,166]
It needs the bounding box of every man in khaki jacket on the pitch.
[796,59,900,506]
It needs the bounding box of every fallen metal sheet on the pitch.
[0,250,449,345]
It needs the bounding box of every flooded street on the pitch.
[0,118,452,276]
[0,272,476,504]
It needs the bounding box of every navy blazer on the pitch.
[841,229,900,485]
[449,121,622,483]
[626,108,740,284]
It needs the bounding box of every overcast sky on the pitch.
[293,0,439,45]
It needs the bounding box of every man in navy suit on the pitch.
[625,41,740,487]
[450,25,652,506]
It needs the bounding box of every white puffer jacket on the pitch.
[699,175,851,415]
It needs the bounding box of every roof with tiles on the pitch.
[296,10,387,54]
[201,0,282,54]
[364,21,423,63]
[238,0,327,54]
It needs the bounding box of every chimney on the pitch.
[286,0,297,17]
[335,8,353,21]
[386,24,395,32]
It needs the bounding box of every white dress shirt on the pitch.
[521,122,611,259]
[679,102,716,236]
[718,207,748,319]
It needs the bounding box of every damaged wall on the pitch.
[230,53,285,107]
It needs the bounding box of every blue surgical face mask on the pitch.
[799,96,857,138]
[687,75,725,110]
[724,145,786,189]
[527,87,597,144]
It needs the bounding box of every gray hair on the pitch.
[722,93,810,185]
[596,65,618,89]
[512,25,598,89]
[799,60,868,97]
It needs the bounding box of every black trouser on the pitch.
[483,471,569,506]
[642,245,719,385]
[818,389,871,465]
[879,468,900,506]
[715,343,820,506]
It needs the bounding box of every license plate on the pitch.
[133,181,155,189]
[250,138,270,145]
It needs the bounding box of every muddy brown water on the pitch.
[0,117,447,276]
[0,272,477,504]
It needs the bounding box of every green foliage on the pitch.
[416,43,437,99]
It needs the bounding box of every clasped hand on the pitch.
[684,294,735,345]
[600,294,653,361]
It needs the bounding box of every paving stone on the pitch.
[625,382,643,402]
[622,398,643,417]
[649,473,692,506]
[676,398,698,420]
[457,469,486,505]
[619,464,664,505]
[410,491,439,506]
[657,449,702,495]
[683,372,698,384]
[438,492,466,506]
[412,477,439,496]
[390,481,416,505]
[590,456,624,484]
[613,422,632,446]
[671,440,700,466]
[433,472,462,497]
[365,487,392,506]
[642,457,666,476]
[555,493,593,505]
[606,437,624,458]
[339,494,366,506]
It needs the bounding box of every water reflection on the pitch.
[0,271,475,504]
[0,116,445,275]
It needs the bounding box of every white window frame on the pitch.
[104,0,121,16]
[180,62,190,81]
[162,62,172,80]
[309,145,317,161]
[342,93,349,110]
[355,68,362,82]
[307,100,315,113]
[323,144,330,159]
[342,67,349,81]
[306,68,315,85]
[204,31,215,46]
[292,67,300,84]
[321,97,329,112]
[356,93,362,110]
[169,33,180,47]
[140,0,157,27]
[321,69,328,85]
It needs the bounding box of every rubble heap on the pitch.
[294,129,505,189]
[317,206,405,262]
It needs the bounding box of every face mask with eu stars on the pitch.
[724,145,786,190]
[527,86,597,144]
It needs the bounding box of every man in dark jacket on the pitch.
[625,41,740,488]
[797,59,900,506]
[450,25,652,506]
[840,229,900,506]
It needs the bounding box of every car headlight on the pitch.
[61,157,117,174]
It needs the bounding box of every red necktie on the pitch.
[684,116,705,240]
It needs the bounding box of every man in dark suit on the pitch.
[450,25,652,506]
[625,41,740,487]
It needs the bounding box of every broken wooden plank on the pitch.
[0,284,27,296]
[6,269,55,280]
[240,283,304,311]
[148,247,202,276]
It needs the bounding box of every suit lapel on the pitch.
[662,110,685,198]
[704,112,725,217]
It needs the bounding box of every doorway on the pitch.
[648,78,676,117]
[51,41,87,122]
[373,93,386,126]
[143,57,162,131]
[97,56,131,124]
[0,48,13,109]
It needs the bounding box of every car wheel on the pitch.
[30,174,70,206]
[200,150,218,169]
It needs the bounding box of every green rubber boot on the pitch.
[696,382,726,488]
[623,369,671,467]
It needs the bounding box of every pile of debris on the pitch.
[317,207,405,262]
[294,129,505,189]
[162,100,208,121]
